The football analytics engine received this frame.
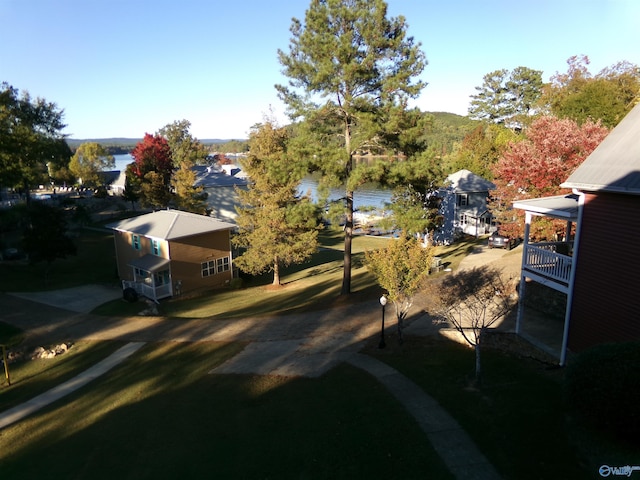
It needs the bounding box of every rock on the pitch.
[29,343,72,360]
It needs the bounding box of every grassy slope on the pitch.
[0,342,453,479]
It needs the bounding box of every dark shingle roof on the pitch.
[561,103,640,194]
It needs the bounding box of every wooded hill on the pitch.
[66,138,237,154]
[66,112,477,156]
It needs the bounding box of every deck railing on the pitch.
[122,280,172,302]
[523,242,573,285]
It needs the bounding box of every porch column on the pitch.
[515,212,532,334]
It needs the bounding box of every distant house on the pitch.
[98,170,126,195]
[107,209,235,301]
[193,165,248,223]
[434,169,495,244]
[513,102,640,364]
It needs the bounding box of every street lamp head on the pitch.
[379,295,387,306]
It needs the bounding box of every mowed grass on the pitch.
[1,223,632,478]
[367,336,590,479]
[0,341,453,479]
[94,229,394,318]
[93,229,483,319]
[0,340,127,410]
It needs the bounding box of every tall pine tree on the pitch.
[276,0,426,294]
[232,122,319,286]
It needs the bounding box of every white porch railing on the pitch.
[123,280,172,302]
[523,243,573,285]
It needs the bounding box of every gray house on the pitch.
[193,165,248,223]
[434,169,496,244]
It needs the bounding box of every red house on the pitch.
[513,103,640,364]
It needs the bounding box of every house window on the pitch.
[151,239,161,256]
[217,257,230,273]
[132,234,141,250]
[201,260,216,277]
[201,256,230,277]
[460,214,468,225]
[456,194,468,206]
[154,270,170,286]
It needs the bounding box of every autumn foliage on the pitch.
[491,116,609,240]
[130,133,173,181]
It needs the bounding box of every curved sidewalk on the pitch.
[348,354,501,480]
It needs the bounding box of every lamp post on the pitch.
[378,295,387,349]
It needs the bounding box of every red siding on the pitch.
[569,192,640,351]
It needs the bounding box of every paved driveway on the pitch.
[9,284,123,314]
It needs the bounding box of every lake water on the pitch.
[112,154,392,210]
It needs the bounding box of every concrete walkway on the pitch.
[0,342,145,430]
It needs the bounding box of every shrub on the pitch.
[564,341,640,441]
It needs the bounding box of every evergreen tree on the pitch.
[277,0,426,294]
[468,67,543,128]
[232,122,319,286]
[158,120,208,214]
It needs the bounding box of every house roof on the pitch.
[512,193,579,221]
[446,169,495,193]
[128,254,170,272]
[107,209,235,240]
[193,165,248,188]
[561,102,640,195]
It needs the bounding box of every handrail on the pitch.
[122,280,172,301]
[523,244,572,284]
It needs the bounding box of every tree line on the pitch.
[2,0,638,301]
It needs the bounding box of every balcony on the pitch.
[522,242,573,293]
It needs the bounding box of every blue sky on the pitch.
[1,0,638,140]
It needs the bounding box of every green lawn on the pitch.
[367,336,640,479]
[0,340,126,409]
[3,222,630,477]
[0,341,453,479]
[2,336,631,478]
[93,229,482,319]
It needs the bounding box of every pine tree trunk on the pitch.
[273,256,280,286]
[341,122,353,296]
[342,188,353,295]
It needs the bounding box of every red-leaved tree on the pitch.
[130,133,174,209]
[491,116,609,240]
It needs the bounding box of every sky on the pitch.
[1,0,639,140]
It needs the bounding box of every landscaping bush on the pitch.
[564,341,640,441]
